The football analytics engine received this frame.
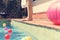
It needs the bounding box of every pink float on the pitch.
[47,1,60,25]
[4,34,10,40]
[4,27,8,30]
[8,29,12,33]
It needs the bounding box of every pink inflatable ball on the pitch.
[4,27,8,30]
[8,29,12,36]
[47,1,60,25]
[8,29,12,33]
[4,27,8,34]
[4,34,10,40]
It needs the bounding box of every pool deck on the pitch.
[11,12,60,30]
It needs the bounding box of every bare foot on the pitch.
[21,17,32,21]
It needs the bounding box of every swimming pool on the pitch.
[0,19,37,40]
[0,26,37,40]
[2,19,60,40]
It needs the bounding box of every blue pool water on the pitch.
[0,26,36,40]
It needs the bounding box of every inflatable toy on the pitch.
[4,34,10,39]
[4,27,8,30]
[47,1,60,25]
[21,36,32,40]
[3,23,6,27]
[8,29,12,33]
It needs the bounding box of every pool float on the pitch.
[4,27,8,30]
[4,34,10,40]
[8,29,12,33]
[8,29,12,36]
[21,36,32,40]
[3,23,6,27]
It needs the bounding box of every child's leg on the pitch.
[22,7,28,18]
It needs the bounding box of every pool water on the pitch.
[0,27,35,40]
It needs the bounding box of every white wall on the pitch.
[33,0,57,13]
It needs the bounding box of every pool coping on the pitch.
[12,20,60,31]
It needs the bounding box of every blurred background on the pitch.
[0,0,35,18]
